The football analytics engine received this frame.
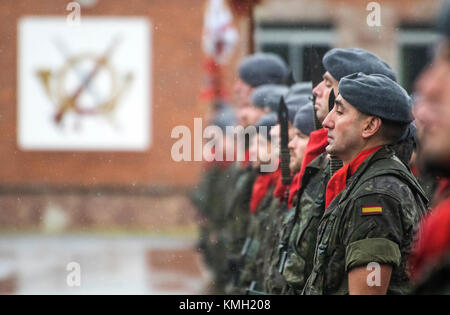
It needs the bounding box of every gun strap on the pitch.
[329,156,343,176]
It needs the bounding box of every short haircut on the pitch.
[379,118,409,144]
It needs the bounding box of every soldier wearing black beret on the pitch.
[303,73,428,295]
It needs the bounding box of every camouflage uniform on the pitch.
[190,163,236,293]
[190,164,223,265]
[261,193,297,294]
[280,152,330,294]
[222,165,258,292]
[303,146,429,295]
[236,185,276,293]
[416,172,439,202]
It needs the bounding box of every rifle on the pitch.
[231,236,252,287]
[279,96,292,188]
[277,48,340,276]
[276,96,293,275]
[277,47,324,275]
[246,281,269,295]
[245,96,292,294]
[327,89,344,175]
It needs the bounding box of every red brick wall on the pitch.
[0,0,248,190]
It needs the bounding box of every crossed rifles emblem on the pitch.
[37,36,133,129]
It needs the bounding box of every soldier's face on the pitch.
[323,95,366,163]
[313,72,337,123]
[232,79,253,108]
[288,129,309,173]
[249,133,273,168]
[237,105,265,127]
[415,43,450,169]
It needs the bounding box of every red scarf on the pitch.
[273,157,289,202]
[250,168,281,214]
[410,164,419,178]
[409,178,450,281]
[287,172,302,209]
[273,176,288,200]
[325,146,382,209]
[287,128,330,209]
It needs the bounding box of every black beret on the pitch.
[323,48,397,82]
[437,1,450,37]
[285,93,311,124]
[256,112,277,140]
[293,102,315,136]
[398,122,417,143]
[287,81,313,98]
[338,73,413,123]
[239,53,289,87]
[211,105,237,131]
[392,123,417,165]
[251,84,289,111]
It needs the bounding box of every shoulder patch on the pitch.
[361,205,383,215]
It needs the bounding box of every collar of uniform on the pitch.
[340,145,393,199]
[320,145,393,219]
[307,151,329,171]
[295,151,330,201]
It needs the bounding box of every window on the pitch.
[255,23,334,82]
[397,25,439,93]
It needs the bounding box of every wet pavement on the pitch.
[0,234,211,294]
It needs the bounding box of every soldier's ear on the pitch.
[361,116,382,139]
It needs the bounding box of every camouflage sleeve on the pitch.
[341,193,404,272]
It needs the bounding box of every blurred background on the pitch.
[0,0,444,294]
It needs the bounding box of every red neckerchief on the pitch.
[287,128,329,209]
[250,168,281,214]
[273,175,288,201]
[410,178,450,282]
[410,163,419,178]
[287,172,301,209]
[325,146,382,209]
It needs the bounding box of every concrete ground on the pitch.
[0,234,211,295]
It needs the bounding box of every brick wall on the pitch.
[0,0,242,189]
[0,0,248,230]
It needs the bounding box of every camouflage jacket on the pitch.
[303,146,429,295]
[189,164,222,218]
[223,165,258,259]
[280,151,330,294]
[237,185,276,292]
[190,163,242,293]
[262,189,300,294]
[417,172,439,202]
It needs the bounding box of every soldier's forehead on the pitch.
[335,95,344,104]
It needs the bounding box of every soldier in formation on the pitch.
[190,1,449,294]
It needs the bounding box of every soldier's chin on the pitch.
[325,144,336,156]
[289,161,301,174]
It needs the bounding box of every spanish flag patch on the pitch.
[361,205,383,215]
